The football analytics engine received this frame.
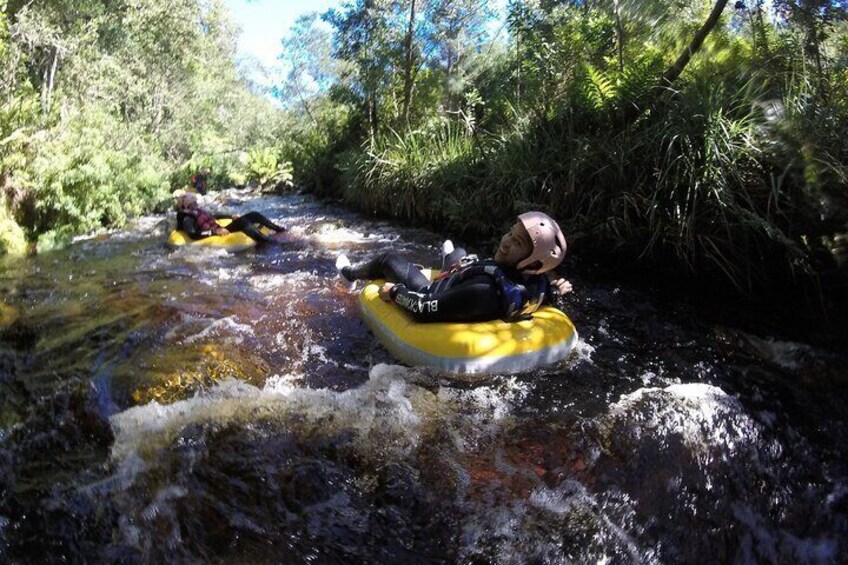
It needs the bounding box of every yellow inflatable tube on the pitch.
[167,218,269,253]
[358,277,578,374]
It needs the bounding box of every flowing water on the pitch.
[1,190,846,563]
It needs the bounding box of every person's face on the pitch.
[494,222,533,268]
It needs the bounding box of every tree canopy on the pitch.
[0,0,288,249]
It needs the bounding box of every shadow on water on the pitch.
[1,189,846,563]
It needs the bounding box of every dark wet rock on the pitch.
[576,384,843,563]
[2,379,115,562]
[0,320,38,351]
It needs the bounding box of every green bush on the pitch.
[280,99,355,196]
[0,200,26,255]
[29,112,171,240]
[341,117,483,228]
[173,152,250,192]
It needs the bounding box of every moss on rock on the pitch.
[0,204,27,256]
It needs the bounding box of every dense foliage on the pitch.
[0,0,286,251]
[275,0,848,319]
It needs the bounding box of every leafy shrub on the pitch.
[29,112,171,241]
[280,99,355,196]
[173,152,249,192]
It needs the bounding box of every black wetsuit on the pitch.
[345,248,555,323]
[176,210,285,244]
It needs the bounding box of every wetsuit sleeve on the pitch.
[542,275,562,305]
[543,284,555,305]
[389,280,502,323]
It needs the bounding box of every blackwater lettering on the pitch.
[396,293,438,314]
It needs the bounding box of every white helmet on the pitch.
[173,190,197,210]
[516,211,567,274]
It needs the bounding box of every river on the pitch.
[1,189,846,563]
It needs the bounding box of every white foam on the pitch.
[570,337,595,366]
[170,246,230,262]
[299,343,331,365]
[757,410,777,427]
[181,315,255,344]
[110,365,433,466]
[733,501,838,562]
[529,479,591,514]
[825,482,848,507]
[611,383,757,458]
[248,270,315,293]
[640,371,657,385]
[311,224,371,244]
[107,363,535,499]
[68,214,164,244]
[105,362,544,559]
[436,377,531,452]
[310,221,398,246]
[459,479,653,564]
[742,334,815,370]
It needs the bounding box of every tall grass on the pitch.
[341,118,483,229]
[327,64,846,309]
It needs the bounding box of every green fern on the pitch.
[247,147,294,191]
[582,64,616,110]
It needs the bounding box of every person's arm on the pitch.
[386,279,502,323]
[179,215,203,240]
[180,215,222,239]
[543,275,573,304]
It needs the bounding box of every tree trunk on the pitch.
[752,0,770,58]
[292,78,318,127]
[41,47,59,115]
[806,20,826,99]
[401,0,416,126]
[619,0,729,127]
[614,0,625,73]
[368,95,378,138]
[660,0,729,87]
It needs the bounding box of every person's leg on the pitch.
[236,211,285,232]
[229,222,276,244]
[343,252,429,291]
